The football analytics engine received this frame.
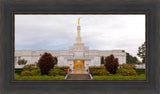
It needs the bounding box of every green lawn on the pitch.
[15,74,65,80]
[93,74,145,80]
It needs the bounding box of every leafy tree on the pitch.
[137,42,146,63]
[104,54,119,74]
[54,57,58,65]
[101,56,104,64]
[126,52,141,64]
[18,59,27,65]
[38,52,55,75]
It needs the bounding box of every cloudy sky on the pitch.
[15,14,145,56]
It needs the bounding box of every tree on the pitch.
[54,57,58,65]
[101,56,104,64]
[18,59,27,65]
[137,42,146,63]
[126,52,141,64]
[38,52,55,75]
[104,54,119,74]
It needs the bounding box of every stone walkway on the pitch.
[66,69,92,80]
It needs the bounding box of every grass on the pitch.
[14,74,65,80]
[93,74,145,80]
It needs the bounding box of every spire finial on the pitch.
[78,18,80,24]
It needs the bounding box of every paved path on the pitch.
[66,69,92,80]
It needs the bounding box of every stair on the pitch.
[66,74,91,80]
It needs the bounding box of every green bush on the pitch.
[117,68,137,76]
[89,66,105,70]
[135,69,145,75]
[21,70,33,76]
[59,71,66,76]
[91,69,109,76]
[23,64,37,71]
[91,71,99,76]
[18,59,27,65]
[54,66,69,70]
[15,69,23,75]
[31,69,41,76]
[98,69,110,76]
[120,64,136,70]
[48,68,62,76]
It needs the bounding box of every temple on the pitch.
[15,18,126,69]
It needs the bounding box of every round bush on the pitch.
[117,68,137,76]
[31,69,41,76]
[104,55,119,74]
[120,64,136,70]
[48,68,62,76]
[23,64,36,71]
[21,70,33,76]
[38,52,55,75]
[98,69,110,76]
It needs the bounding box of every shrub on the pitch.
[135,69,145,75]
[104,54,119,74]
[21,70,33,76]
[91,69,110,76]
[38,52,55,75]
[18,59,27,65]
[117,68,137,76]
[91,71,99,76]
[31,69,41,76]
[120,64,136,70]
[23,64,36,71]
[54,66,69,70]
[59,71,66,76]
[89,66,105,70]
[15,69,23,75]
[48,68,62,76]
[98,69,110,76]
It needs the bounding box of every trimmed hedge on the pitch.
[89,66,105,70]
[135,69,145,75]
[54,66,70,70]
[15,69,23,75]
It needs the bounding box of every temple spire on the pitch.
[78,17,80,25]
[76,18,82,43]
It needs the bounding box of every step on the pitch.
[66,74,91,80]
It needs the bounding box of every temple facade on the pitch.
[15,18,126,69]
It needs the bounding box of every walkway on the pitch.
[66,69,92,80]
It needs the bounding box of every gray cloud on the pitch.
[15,14,145,56]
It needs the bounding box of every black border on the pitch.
[12,12,148,83]
[0,0,159,94]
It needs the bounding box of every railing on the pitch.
[87,69,93,79]
[65,68,71,80]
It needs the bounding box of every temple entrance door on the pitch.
[74,60,84,69]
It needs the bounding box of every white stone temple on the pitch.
[15,18,126,69]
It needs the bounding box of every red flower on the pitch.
[64,69,68,71]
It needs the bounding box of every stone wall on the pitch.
[15,50,126,69]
